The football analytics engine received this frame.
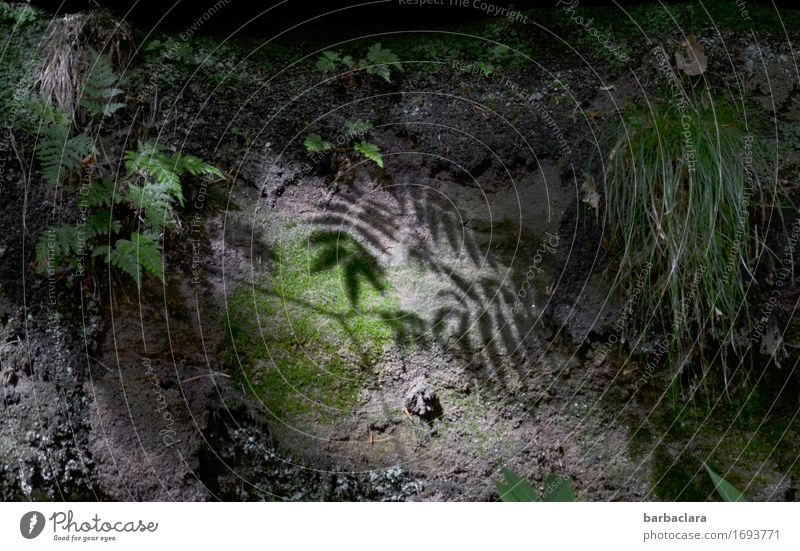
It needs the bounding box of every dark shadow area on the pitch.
[308,230,387,308]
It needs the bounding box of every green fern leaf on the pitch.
[304,133,332,153]
[126,184,176,234]
[79,49,125,118]
[36,126,94,191]
[354,140,383,168]
[34,224,81,273]
[79,179,120,208]
[178,153,224,179]
[109,232,164,286]
[91,245,111,260]
[87,210,121,237]
[363,43,401,82]
[315,51,340,73]
[124,142,183,205]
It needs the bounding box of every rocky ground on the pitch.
[1,2,800,501]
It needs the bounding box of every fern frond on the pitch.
[354,140,384,168]
[126,184,176,234]
[79,179,120,209]
[79,49,126,118]
[124,142,183,204]
[87,210,121,237]
[363,43,402,82]
[35,126,94,191]
[34,224,81,272]
[91,245,111,260]
[178,153,224,179]
[109,232,164,287]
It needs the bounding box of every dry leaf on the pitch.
[580,175,600,218]
[675,35,707,76]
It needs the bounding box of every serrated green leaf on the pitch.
[110,232,164,287]
[87,210,121,237]
[363,43,402,82]
[344,120,374,137]
[92,245,111,260]
[179,153,224,179]
[35,126,95,191]
[476,61,494,78]
[315,51,340,72]
[354,140,383,168]
[80,49,125,118]
[304,133,333,153]
[79,179,120,208]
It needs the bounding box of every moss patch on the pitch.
[639,377,800,501]
[220,226,399,425]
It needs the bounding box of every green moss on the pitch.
[221,226,398,424]
[639,375,800,501]
[651,446,717,501]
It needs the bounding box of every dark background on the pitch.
[25,0,796,38]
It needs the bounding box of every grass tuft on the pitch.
[603,92,784,387]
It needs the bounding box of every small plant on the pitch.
[474,60,494,78]
[0,1,40,25]
[315,43,402,83]
[303,120,383,170]
[303,133,333,154]
[496,468,577,502]
[315,50,355,73]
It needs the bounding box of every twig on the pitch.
[8,132,29,233]
[88,355,113,373]
[182,371,231,384]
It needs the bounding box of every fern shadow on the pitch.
[308,229,387,307]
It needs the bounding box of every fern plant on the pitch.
[353,141,383,168]
[35,123,94,191]
[315,43,402,83]
[315,50,354,73]
[31,47,126,192]
[36,142,223,287]
[79,49,126,118]
[303,120,383,170]
[107,232,164,286]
